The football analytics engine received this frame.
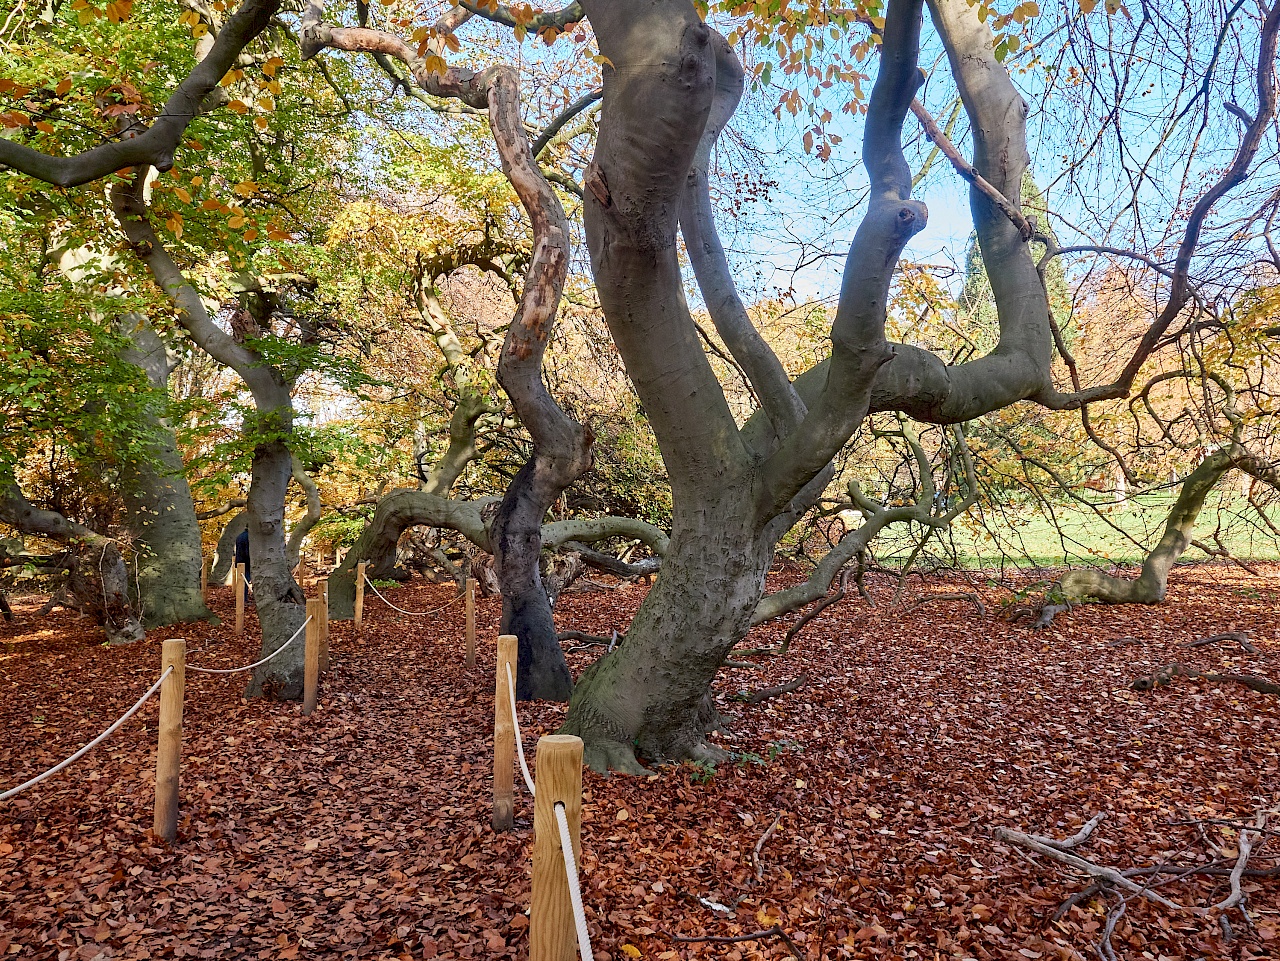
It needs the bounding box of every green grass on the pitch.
[868,493,1280,570]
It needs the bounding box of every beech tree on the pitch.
[544,0,1280,772]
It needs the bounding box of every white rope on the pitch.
[0,666,173,802]
[365,578,464,617]
[554,801,593,961]
[506,662,536,796]
[187,616,312,674]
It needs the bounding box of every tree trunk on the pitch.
[117,314,215,626]
[491,458,580,701]
[561,492,767,772]
[243,436,309,698]
[210,509,248,586]
[1058,448,1269,604]
[0,483,144,645]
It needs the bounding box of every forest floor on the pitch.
[0,562,1278,961]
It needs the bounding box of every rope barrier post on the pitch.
[234,562,246,636]
[531,734,584,961]
[303,599,323,716]
[354,561,367,634]
[153,638,186,843]
[316,577,330,673]
[465,577,476,669]
[493,634,518,832]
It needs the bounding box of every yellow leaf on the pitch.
[253,116,268,130]
[232,180,259,197]
[262,56,284,78]
[174,187,191,203]
[227,99,249,114]
[55,78,73,96]
[192,23,208,37]
[620,946,642,958]
[243,228,259,242]
[228,215,246,228]
[424,54,448,75]
[615,808,629,821]
[190,175,204,186]
[34,120,55,133]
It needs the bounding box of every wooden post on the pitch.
[530,734,584,961]
[153,638,186,843]
[354,561,367,634]
[303,598,323,716]
[465,577,476,669]
[234,562,246,635]
[316,577,330,672]
[493,634,518,832]
[200,555,208,595]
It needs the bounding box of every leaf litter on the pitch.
[0,561,1277,959]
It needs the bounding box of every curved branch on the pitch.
[0,0,280,187]
[531,88,602,158]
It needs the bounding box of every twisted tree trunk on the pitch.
[0,484,144,645]
[117,315,214,626]
[1060,447,1279,604]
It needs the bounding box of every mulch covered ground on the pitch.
[0,562,1277,960]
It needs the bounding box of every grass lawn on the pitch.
[861,491,1280,569]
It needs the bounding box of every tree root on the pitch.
[744,672,809,704]
[1031,602,1070,629]
[580,738,654,776]
[1183,631,1257,654]
[1133,663,1279,695]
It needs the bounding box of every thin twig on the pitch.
[668,926,806,960]
[753,813,784,881]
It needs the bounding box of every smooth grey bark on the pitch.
[117,315,215,626]
[302,3,589,699]
[326,490,492,619]
[285,454,322,570]
[0,483,144,645]
[1060,447,1280,604]
[112,177,307,699]
[560,0,928,771]
[210,510,248,585]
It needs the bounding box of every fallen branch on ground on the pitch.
[1182,631,1257,654]
[991,826,1191,912]
[1133,663,1279,695]
[744,673,809,704]
[906,591,987,616]
[668,926,806,960]
[753,812,784,881]
[1022,812,1106,851]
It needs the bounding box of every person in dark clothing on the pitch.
[234,528,252,603]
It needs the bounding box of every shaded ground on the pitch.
[0,562,1277,960]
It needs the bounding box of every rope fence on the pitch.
[364,578,466,618]
[2,583,332,841]
[495,633,596,960]
[555,800,594,961]
[187,616,311,674]
[356,565,477,667]
[7,567,595,956]
[0,666,173,802]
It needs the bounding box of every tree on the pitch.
[543,0,1280,771]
